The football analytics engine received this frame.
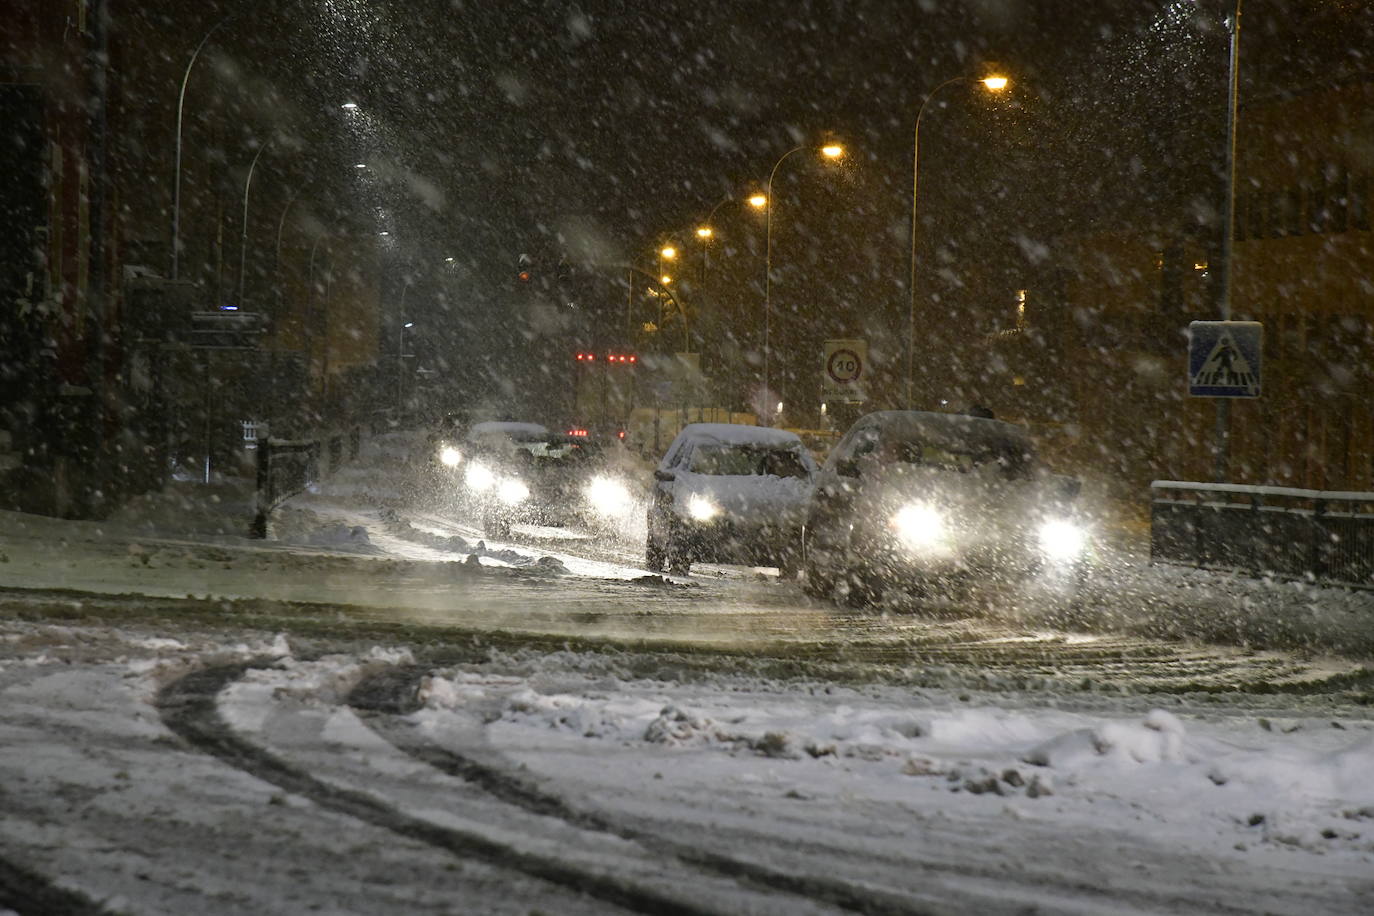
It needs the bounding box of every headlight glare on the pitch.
[687,494,719,521]
[891,503,944,548]
[439,446,462,467]
[498,478,530,505]
[465,461,495,491]
[1039,519,1087,561]
[586,476,632,515]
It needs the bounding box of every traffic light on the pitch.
[516,253,533,285]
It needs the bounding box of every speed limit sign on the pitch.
[822,339,867,402]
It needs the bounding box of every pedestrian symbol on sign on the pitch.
[1193,333,1257,391]
[1187,320,1262,398]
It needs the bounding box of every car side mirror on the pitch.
[653,469,676,482]
[836,460,860,478]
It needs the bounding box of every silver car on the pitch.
[646,423,817,576]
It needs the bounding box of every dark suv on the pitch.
[802,411,1086,604]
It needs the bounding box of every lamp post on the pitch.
[906,75,1008,409]
[171,15,231,280]
[236,140,271,308]
[619,264,689,353]
[764,144,843,423]
[397,319,415,413]
[1214,0,1243,482]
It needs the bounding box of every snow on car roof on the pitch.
[465,421,549,441]
[674,423,806,448]
[856,410,1034,452]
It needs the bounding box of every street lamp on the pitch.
[1214,0,1243,481]
[906,75,1008,409]
[171,14,232,280]
[236,139,271,308]
[748,193,767,209]
[397,320,416,413]
[763,143,844,423]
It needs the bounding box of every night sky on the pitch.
[107,0,1374,410]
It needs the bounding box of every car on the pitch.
[646,423,817,576]
[459,425,638,539]
[801,410,1087,605]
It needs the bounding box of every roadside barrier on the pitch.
[249,427,359,537]
[1150,480,1374,589]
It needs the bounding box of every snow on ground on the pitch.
[1,621,1371,913]
[2,429,1374,912]
[3,430,1369,659]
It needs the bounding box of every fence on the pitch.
[249,427,361,538]
[1150,480,1374,589]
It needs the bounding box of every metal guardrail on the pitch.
[1150,480,1374,589]
[249,427,361,538]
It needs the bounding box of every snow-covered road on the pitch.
[2,432,1372,913]
[1,621,1371,915]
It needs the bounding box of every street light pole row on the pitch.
[652,147,841,425]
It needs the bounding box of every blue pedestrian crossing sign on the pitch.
[1188,320,1262,398]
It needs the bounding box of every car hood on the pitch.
[675,472,814,526]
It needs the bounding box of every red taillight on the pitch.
[617,430,626,439]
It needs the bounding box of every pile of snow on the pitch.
[418,667,1374,854]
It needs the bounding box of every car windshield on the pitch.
[690,444,808,478]
[884,440,1033,479]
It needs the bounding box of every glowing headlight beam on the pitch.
[891,503,945,548]
[585,476,632,515]
[439,446,462,467]
[497,479,530,506]
[1039,519,1087,561]
[465,461,495,492]
[687,494,719,522]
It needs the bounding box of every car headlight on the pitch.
[891,502,944,548]
[497,478,529,505]
[439,446,462,467]
[465,461,494,492]
[1039,519,1087,561]
[687,494,719,522]
[585,476,632,515]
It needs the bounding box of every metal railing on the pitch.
[249,426,361,538]
[1150,480,1374,589]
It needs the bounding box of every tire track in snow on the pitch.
[0,856,115,916]
[155,661,725,916]
[349,666,1329,916]
[347,665,937,916]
